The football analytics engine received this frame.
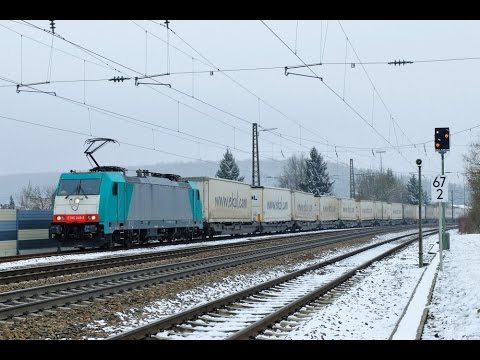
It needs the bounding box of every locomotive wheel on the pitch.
[103,235,113,250]
[124,236,132,248]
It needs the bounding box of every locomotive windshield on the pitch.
[58,179,101,197]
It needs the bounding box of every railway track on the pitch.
[108,228,440,340]
[0,226,410,321]
[0,226,416,284]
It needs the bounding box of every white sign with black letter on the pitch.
[431,175,449,202]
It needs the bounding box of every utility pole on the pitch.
[350,159,355,199]
[416,159,423,267]
[375,150,386,173]
[252,123,260,186]
[252,123,277,187]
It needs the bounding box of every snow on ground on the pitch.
[98,228,480,340]
[422,231,480,340]
[281,234,438,339]
[8,226,476,340]
[93,229,425,337]
[283,229,480,340]
[391,250,440,340]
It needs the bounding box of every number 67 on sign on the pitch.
[431,175,449,202]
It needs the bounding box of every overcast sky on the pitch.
[1,20,478,185]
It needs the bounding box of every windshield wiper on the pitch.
[78,182,89,199]
[65,184,80,199]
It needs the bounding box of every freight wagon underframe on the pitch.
[205,222,258,237]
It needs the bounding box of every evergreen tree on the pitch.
[216,149,244,182]
[406,174,428,205]
[8,195,15,209]
[300,147,334,195]
[406,174,419,204]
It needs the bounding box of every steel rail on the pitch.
[108,228,440,340]
[0,226,406,284]
[0,227,402,320]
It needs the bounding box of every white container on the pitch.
[403,204,416,221]
[291,190,318,221]
[339,198,357,221]
[359,200,374,221]
[419,205,426,220]
[318,195,339,221]
[185,177,252,222]
[374,201,383,220]
[383,203,391,220]
[391,203,403,220]
[453,206,464,220]
[445,206,453,220]
[252,186,291,222]
[426,204,441,221]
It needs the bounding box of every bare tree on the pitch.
[278,153,306,190]
[17,182,56,210]
[463,140,480,232]
[356,169,407,202]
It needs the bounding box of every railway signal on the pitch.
[434,127,450,271]
[435,127,450,151]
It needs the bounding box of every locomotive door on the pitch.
[115,182,126,226]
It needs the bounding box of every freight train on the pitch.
[49,167,463,249]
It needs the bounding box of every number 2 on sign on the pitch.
[436,188,444,200]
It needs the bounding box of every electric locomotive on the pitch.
[49,167,203,249]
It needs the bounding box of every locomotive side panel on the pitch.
[127,178,194,226]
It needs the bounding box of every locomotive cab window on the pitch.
[58,178,101,196]
[196,189,200,200]
[112,182,118,196]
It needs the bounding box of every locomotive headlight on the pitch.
[56,215,62,221]
[74,197,81,204]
